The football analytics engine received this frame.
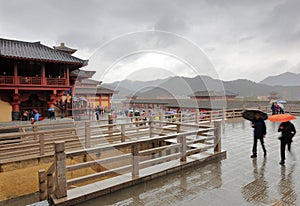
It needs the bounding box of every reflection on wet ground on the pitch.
[79,119,300,206]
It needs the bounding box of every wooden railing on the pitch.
[0,76,67,86]
[39,119,222,201]
[0,105,269,165]
[109,105,269,124]
[0,118,183,164]
[19,76,41,85]
[46,78,67,86]
[0,75,14,84]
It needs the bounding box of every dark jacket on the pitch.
[271,103,276,111]
[278,121,296,143]
[252,118,266,138]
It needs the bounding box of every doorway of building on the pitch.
[20,94,47,118]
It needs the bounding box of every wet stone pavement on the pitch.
[78,118,300,206]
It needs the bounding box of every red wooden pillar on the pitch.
[12,103,20,112]
[12,93,20,120]
[41,63,46,85]
[108,94,111,109]
[66,67,70,86]
[14,62,18,84]
[48,91,57,108]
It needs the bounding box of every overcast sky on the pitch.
[1,0,300,83]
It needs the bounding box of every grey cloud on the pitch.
[0,0,299,82]
[261,0,300,44]
[290,62,300,74]
[154,15,188,33]
[239,36,255,43]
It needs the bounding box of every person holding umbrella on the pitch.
[269,114,297,165]
[242,110,268,158]
[278,121,296,165]
[251,112,267,158]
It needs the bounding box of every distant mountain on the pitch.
[135,75,224,98]
[102,84,134,99]
[102,78,170,99]
[103,74,300,100]
[223,79,275,96]
[259,72,300,86]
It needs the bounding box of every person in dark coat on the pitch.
[271,103,276,115]
[278,121,296,165]
[251,113,267,158]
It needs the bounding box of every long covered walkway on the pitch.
[79,118,300,206]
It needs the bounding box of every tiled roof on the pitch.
[81,79,101,85]
[75,86,117,94]
[122,99,175,105]
[53,42,77,54]
[122,98,268,110]
[190,90,238,97]
[0,38,87,65]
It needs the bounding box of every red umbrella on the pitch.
[268,114,296,122]
[33,109,38,113]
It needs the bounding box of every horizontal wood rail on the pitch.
[0,76,68,86]
[0,75,14,84]
[19,76,41,85]
[39,120,222,201]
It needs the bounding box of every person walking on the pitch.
[271,103,276,115]
[34,111,40,123]
[278,121,296,165]
[279,104,285,114]
[251,112,267,158]
[276,104,280,114]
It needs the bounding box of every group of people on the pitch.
[21,110,31,121]
[271,103,285,115]
[21,110,40,122]
[251,112,296,165]
[95,106,106,120]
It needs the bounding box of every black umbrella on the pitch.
[242,109,268,121]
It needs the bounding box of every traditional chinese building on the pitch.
[57,79,116,119]
[0,38,94,121]
[189,90,238,100]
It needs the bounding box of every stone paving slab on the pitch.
[51,150,226,206]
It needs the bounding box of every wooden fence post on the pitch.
[132,144,139,177]
[47,172,54,199]
[176,123,181,133]
[39,134,45,155]
[121,124,126,142]
[108,114,113,136]
[214,120,222,152]
[210,111,213,122]
[38,169,47,201]
[159,112,164,122]
[33,125,38,140]
[177,134,187,162]
[195,110,199,124]
[149,116,154,138]
[85,121,91,148]
[222,108,226,122]
[54,141,67,199]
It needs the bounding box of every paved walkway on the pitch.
[1,118,299,206]
[78,118,300,206]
